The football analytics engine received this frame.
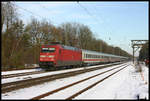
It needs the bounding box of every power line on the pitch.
[77,2,102,25]
[77,2,125,54]
[38,3,66,23]
[77,2,111,40]
[15,3,57,24]
[15,4,44,19]
[78,2,124,49]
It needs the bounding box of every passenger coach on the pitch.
[82,49,128,65]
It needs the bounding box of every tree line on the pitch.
[139,42,149,61]
[1,2,132,70]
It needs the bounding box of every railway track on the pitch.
[2,62,125,94]
[2,71,46,79]
[2,62,123,80]
[31,64,129,100]
[2,63,118,79]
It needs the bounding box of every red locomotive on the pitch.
[39,43,82,68]
[39,43,128,69]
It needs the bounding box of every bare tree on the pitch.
[1,2,18,32]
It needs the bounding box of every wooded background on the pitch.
[2,2,140,70]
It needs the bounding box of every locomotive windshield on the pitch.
[41,47,55,53]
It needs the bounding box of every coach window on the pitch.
[41,48,55,53]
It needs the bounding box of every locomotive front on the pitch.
[39,45,58,68]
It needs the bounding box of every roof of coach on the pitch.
[82,49,127,58]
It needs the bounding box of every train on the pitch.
[39,43,128,69]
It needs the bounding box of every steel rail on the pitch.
[2,63,124,94]
[31,64,128,100]
[66,65,129,100]
[2,71,46,79]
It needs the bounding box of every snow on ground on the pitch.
[75,62,149,99]
[2,61,149,100]
[1,68,41,75]
[2,62,126,99]
[41,64,125,99]
[2,62,121,76]
[2,62,120,84]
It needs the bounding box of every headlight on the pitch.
[40,55,46,57]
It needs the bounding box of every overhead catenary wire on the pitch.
[15,4,44,19]
[77,2,102,26]
[9,3,52,59]
[15,3,58,25]
[77,2,111,41]
[77,2,129,55]
[77,2,107,52]
[38,3,66,24]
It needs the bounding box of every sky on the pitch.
[13,1,149,56]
